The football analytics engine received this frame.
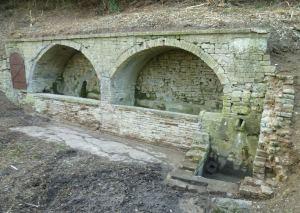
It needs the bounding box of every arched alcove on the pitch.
[30,44,100,100]
[111,44,224,115]
[135,49,223,114]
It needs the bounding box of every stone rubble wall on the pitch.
[25,93,202,149]
[240,75,295,198]
[253,74,295,181]
[62,52,100,98]
[25,93,101,129]
[135,49,223,114]
[100,104,201,149]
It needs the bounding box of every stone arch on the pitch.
[110,38,228,109]
[110,38,228,84]
[28,42,101,100]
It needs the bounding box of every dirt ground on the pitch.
[0,91,210,212]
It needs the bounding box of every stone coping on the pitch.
[113,104,199,122]
[6,28,269,42]
[30,93,100,106]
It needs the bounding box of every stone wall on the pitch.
[26,45,100,99]
[135,49,223,114]
[5,29,274,115]
[200,111,260,176]
[62,52,100,99]
[25,93,203,149]
[100,105,202,149]
[239,74,296,198]
[0,55,15,100]
[253,74,295,181]
[0,56,7,91]
[25,93,101,129]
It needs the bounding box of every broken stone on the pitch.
[260,184,274,197]
[211,198,252,213]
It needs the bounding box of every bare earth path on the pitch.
[11,124,185,167]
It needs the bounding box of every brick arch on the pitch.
[28,41,100,92]
[109,38,228,105]
[110,38,228,85]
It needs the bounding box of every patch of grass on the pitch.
[6,144,24,158]
[108,0,120,13]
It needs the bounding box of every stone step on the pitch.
[166,168,239,195]
[185,149,206,160]
[183,131,211,175]
[184,132,211,175]
[194,132,210,144]
[180,160,198,172]
[165,175,208,194]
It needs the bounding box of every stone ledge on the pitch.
[6,28,269,42]
[30,93,100,106]
[114,104,199,122]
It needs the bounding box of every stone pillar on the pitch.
[100,75,112,105]
[0,55,16,101]
[254,74,296,181]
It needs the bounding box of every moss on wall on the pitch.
[200,111,260,176]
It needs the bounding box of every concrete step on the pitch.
[166,168,239,195]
